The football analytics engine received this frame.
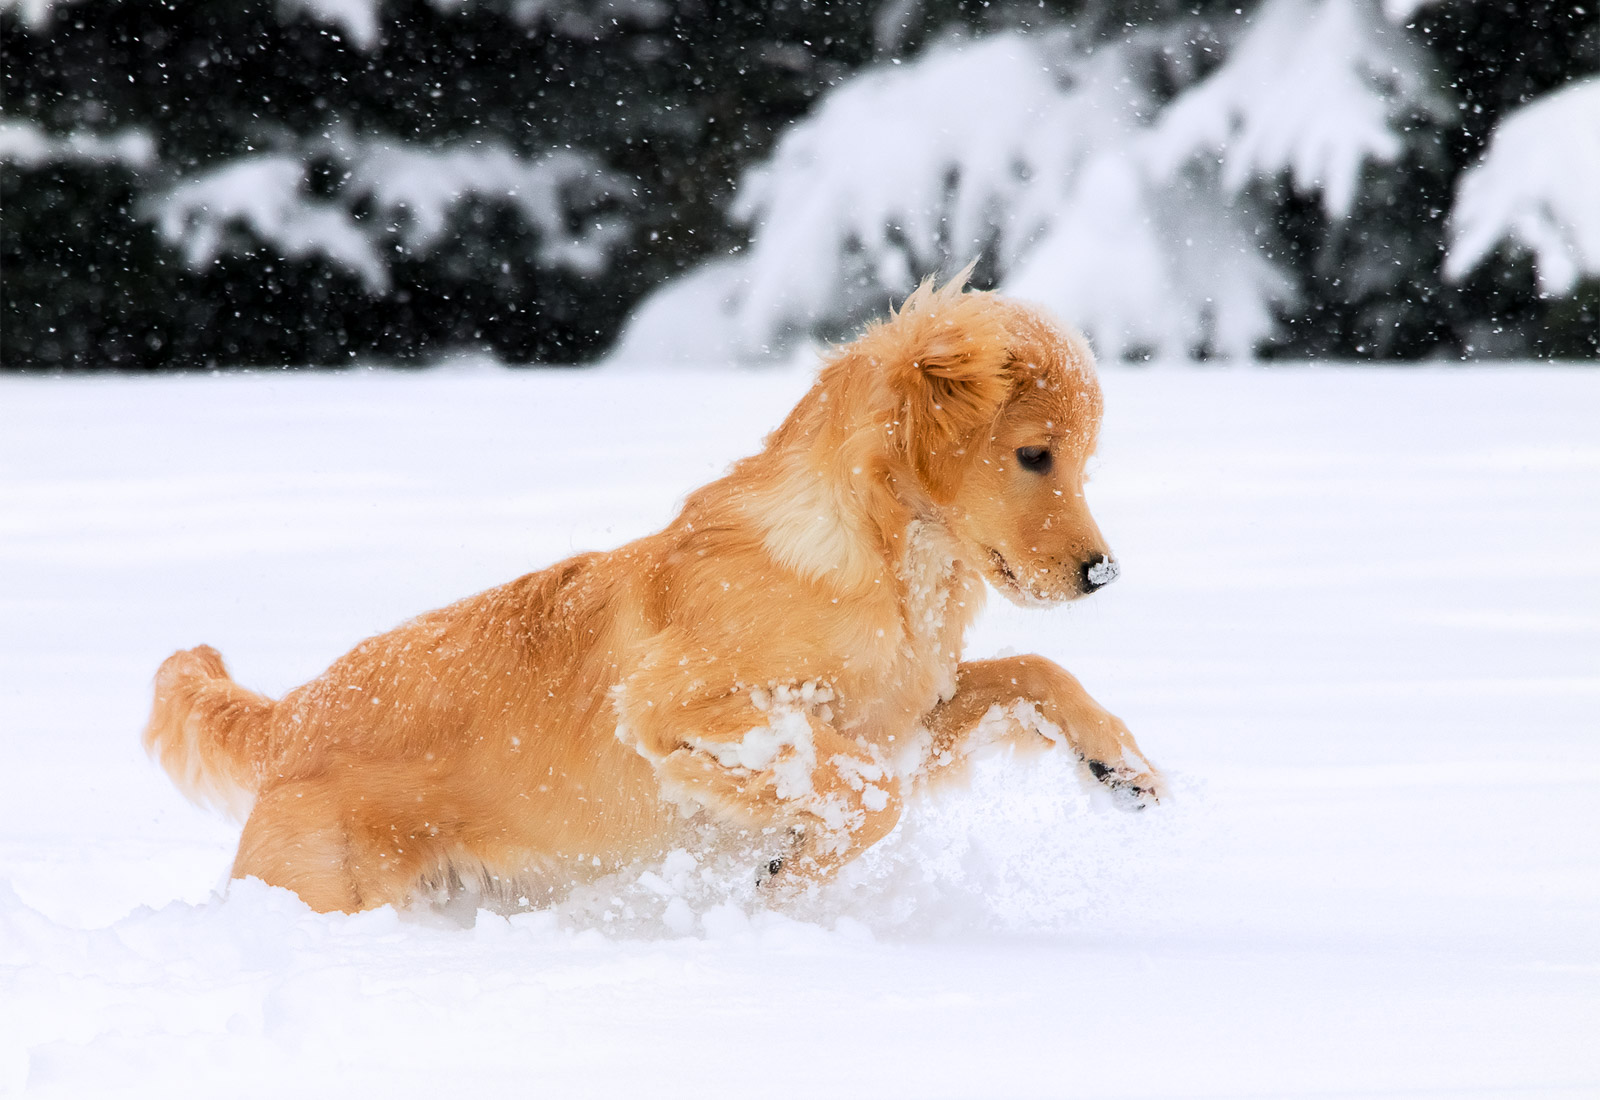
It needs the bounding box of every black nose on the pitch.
[1080,555,1119,593]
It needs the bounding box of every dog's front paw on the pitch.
[1083,754,1164,810]
[755,825,808,886]
[755,856,785,886]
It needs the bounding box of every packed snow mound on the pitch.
[614,0,1443,364]
[608,258,755,365]
[1445,77,1600,294]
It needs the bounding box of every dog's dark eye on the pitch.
[1015,446,1052,474]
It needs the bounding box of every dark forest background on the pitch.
[3,0,1597,370]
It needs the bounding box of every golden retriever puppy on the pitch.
[145,276,1162,914]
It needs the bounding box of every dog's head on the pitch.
[848,279,1116,606]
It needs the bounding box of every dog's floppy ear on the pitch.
[861,274,1016,502]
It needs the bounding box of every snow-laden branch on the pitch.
[157,155,390,288]
[273,0,670,48]
[9,0,667,40]
[1148,0,1448,218]
[727,33,1142,351]
[0,120,157,171]
[154,136,629,292]
[0,0,82,29]
[346,139,627,276]
[1004,154,1292,360]
[1445,78,1600,295]
[277,0,382,48]
[1379,0,1444,22]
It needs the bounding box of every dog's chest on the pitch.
[897,521,963,683]
[837,522,976,733]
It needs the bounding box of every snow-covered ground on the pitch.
[1,361,1596,1097]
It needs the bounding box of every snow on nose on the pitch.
[1081,555,1119,592]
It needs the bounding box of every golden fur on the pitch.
[144,278,1161,914]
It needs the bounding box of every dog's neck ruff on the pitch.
[750,453,893,593]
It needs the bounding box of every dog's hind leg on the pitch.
[233,769,450,913]
[233,778,365,912]
[922,655,1163,805]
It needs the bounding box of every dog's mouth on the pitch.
[987,547,1022,589]
[986,547,1047,606]
[984,546,1069,608]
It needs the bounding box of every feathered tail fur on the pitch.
[143,645,277,820]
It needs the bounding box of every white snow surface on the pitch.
[2,363,1598,1097]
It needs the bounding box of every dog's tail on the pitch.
[143,645,278,820]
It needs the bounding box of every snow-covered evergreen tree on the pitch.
[3,0,1597,366]
[620,0,1583,362]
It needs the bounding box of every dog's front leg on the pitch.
[620,679,903,883]
[923,656,1163,805]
